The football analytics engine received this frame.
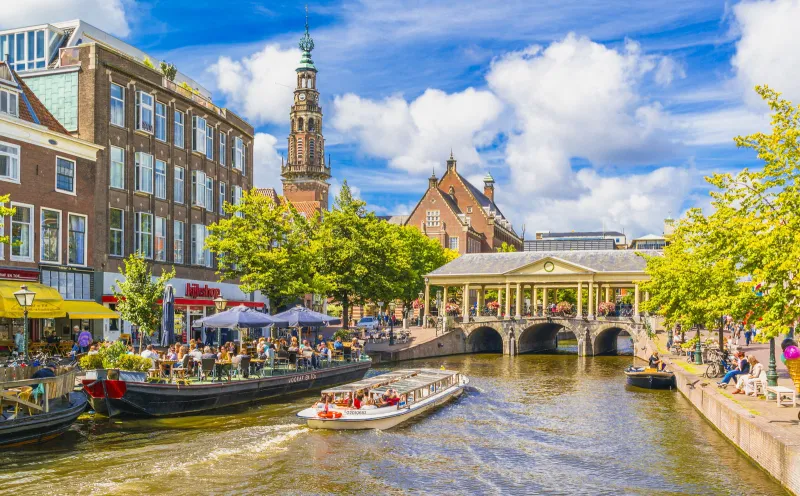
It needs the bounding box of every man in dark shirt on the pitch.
[32,366,56,379]
[648,351,664,371]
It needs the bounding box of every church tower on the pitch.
[281,8,330,211]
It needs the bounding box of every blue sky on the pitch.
[7,0,800,239]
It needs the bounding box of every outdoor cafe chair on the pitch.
[236,356,251,378]
[199,358,217,381]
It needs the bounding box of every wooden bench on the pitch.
[766,386,797,407]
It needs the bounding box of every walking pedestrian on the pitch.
[744,325,752,346]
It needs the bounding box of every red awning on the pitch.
[101,295,265,308]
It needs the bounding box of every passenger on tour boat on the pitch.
[317,342,330,364]
[353,393,363,409]
[351,338,361,360]
[334,337,343,351]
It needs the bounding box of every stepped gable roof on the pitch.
[427,249,662,276]
[1,63,70,134]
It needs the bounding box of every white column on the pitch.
[634,284,640,317]
[478,286,485,314]
[515,282,522,318]
[504,282,511,319]
[577,282,583,317]
[423,282,430,327]
[588,282,594,318]
[542,286,549,310]
[463,283,470,322]
[497,287,503,317]
[605,286,610,303]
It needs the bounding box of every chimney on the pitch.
[428,169,438,190]
[483,172,495,202]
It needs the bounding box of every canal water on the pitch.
[0,353,787,495]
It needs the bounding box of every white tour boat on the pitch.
[296,368,469,430]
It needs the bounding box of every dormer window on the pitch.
[0,88,19,117]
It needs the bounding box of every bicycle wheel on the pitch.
[705,362,720,378]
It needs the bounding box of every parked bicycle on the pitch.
[704,349,734,378]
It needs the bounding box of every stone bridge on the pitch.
[453,316,647,356]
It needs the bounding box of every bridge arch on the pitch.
[518,322,577,354]
[466,325,504,353]
[591,323,635,355]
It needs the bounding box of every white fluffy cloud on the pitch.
[253,133,283,190]
[210,44,301,125]
[332,88,503,174]
[732,0,800,106]
[487,34,674,195]
[0,0,132,37]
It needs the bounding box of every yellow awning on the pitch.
[0,281,66,319]
[62,301,120,319]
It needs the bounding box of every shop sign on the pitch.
[0,268,39,282]
[185,283,221,299]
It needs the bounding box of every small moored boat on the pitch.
[624,366,675,390]
[297,368,468,430]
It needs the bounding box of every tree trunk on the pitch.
[341,294,350,330]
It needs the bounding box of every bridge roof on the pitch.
[427,250,661,276]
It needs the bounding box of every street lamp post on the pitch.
[435,290,443,336]
[694,325,703,365]
[417,291,424,327]
[213,296,228,346]
[767,337,779,400]
[389,302,396,346]
[13,285,36,360]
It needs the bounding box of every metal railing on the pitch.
[59,47,81,67]
[163,78,226,118]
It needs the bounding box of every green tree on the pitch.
[0,195,13,245]
[496,242,517,252]
[159,61,177,81]
[113,253,175,352]
[206,189,317,311]
[142,57,155,69]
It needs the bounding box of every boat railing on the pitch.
[0,368,78,414]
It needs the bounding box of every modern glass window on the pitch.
[154,216,167,261]
[110,83,125,127]
[219,133,226,166]
[173,220,184,264]
[110,146,124,189]
[174,166,185,204]
[155,101,167,141]
[206,126,214,160]
[109,208,123,257]
[0,141,20,182]
[0,89,19,117]
[205,177,213,213]
[192,170,206,208]
[174,110,184,148]
[155,160,167,199]
[135,152,154,194]
[55,157,75,193]
[449,236,459,251]
[233,137,244,171]
[135,91,154,133]
[192,116,206,154]
[68,214,87,265]
[134,212,153,259]
[40,208,61,263]
[11,203,33,261]
[0,29,47,71]
[426,210,440,227]
[219,182,226,215]
[41,270,92,301]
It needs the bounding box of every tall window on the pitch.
[243,144,247,175]
[134,212,153,259]
[205,177,213,212]
[219,132,226,166]
[0,141,20,183]
[68,214,87,265]
[0,88,19,117]
[110,146,124,189]
[41,208,61,263]
[219,182,226,215]
[154,216,167,261]
[173,220,184,264]
[296,138,303,162]
[191,224,209,266]
[206,126,214,160]
[233,137,244,171]
[174,166,184,204]
[109,208,123,257]
[11,203,33,261]
[191,170,207,208]
[192,116,207,154]
[426,210,440,227]
[135,152,154,194]
[110,83,124,127]
[232,185,243,218]
[309,139,315,162]
[155,101,167,141]
[174,110,184,148]
[135,90,154,133]
[449,236,459,251]
[55,157,75,193]
[155,160,167,199]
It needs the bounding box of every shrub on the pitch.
[116,354,153,372]
[142,57,155,69]
[159,61,177,81]
[80,354,103,370]
[99,340,129,369]
[555,301,573,314]
[333,329,350,341]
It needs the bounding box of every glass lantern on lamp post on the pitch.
[213,296,227,346]
[13,285,36,360]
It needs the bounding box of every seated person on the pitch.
[288,337,299,353]
[719,352,749,387]
[334,337,344,351]
[217,347,230,361]
[351,338,361,359]
[141,344,160,361]
[648,351,664,371]
[71,342,81,357]
[165,346,178,361]
[386,390,400,407]
[353,392,364,409]
[32,365,56,379]
[87,345,100,355]
[189,346,203,361]
[201,346,217,360]
[232,346,250,366]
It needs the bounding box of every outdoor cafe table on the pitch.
[159,360,177,382]
[215,360,232,381]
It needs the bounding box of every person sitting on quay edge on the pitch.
[648,351,665,371]
[718,351,749,388]
[731,355,763,395]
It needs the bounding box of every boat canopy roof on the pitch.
[320,370,420,394]
[369,370,460,396]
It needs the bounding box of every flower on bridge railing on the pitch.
[487,301,500,310]
[598,301,616,316]
[555,301,573,314]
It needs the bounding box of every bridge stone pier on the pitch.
[457,316,646,356]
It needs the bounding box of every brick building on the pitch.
[1,20,263,343]
[404,153,522,254]
[0,61,105,344]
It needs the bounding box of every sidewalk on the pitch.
[363,326,440,353]
[656,330,799,431]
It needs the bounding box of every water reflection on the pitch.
[0,354,787,496]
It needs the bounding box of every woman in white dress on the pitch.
[732,356,764,395]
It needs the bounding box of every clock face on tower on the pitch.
[298,93,306,101]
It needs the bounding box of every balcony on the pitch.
[281,164,331,177]
[58,47,81,68]
[164,79,226,118]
